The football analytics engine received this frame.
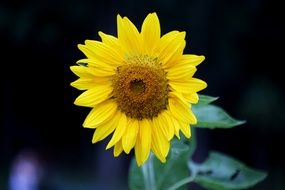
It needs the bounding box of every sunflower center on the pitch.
[112,55,168,119]
[130,79,146,93]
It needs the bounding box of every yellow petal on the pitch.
[171,117,181,139]
[74,85,112,107]
[156,31,186,68]
[71,78,97,90]
[139,119,152,163]
[183,93,199,104]
[141,13,160,54]
[70,65,94,78]
[106,112,128,149]
[180,122,192,138]
[76,59,114,72]
[76,46,117,76]
[189,108,197,124]
[165,40,186,68]
[180,54,205,67]
[168,93,196,124]
[74,59,115,77]
[77,44,96,60]
[87,67,115,77]
[161,111,175,140]
[122,119,139,154]
[98,31,126,56]
[92,111,121,143]
[114,140,123,157]
[169,78,207,94]
[84,40,123,66]
[153,115,171,140]
[135,138,143,166]
[166,65,197,82]
[135,119,151,165]
[151,119,170,162]
[70,70,111,90]
[83,100,117,128]
[117,15,141,54]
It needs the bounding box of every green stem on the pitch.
[166,174,195,190]
[142,153,156,190]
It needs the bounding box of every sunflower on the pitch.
[71,13,207,166]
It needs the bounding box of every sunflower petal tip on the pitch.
[184,132,191,139]
[117,14,123,20]
[77,44,84,49]
[70,81,76,87]
[92,137,99,144]
[106,144,112,150]
[201,81,208,90]
[73,99,78,105]
[82,122,89,129]
[73,98,81,106]
[124,149,131,154]
[184,135,190,139]
[147,12,154,17]
[136,161,143,167]
[167,135,172,141]
[98,31,104,37]
[70,65,75,71]
[84,39,91,44]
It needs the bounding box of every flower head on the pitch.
[71,13,207,166]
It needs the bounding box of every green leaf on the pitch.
[190,152,267,190]
[192,104,245,128]
[198,94,219,105]
[129,132,197,190]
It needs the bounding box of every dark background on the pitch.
[1,0,284,189]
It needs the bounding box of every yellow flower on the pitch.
[71,13,207,166]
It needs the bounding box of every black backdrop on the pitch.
[1,0,284,189]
